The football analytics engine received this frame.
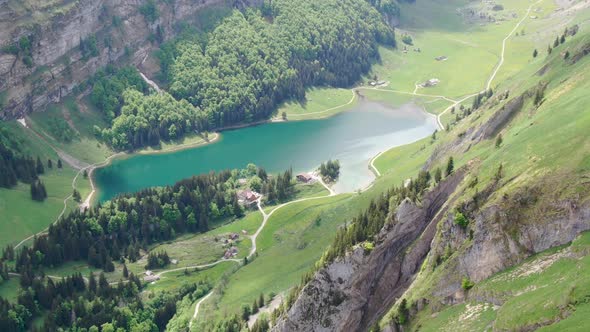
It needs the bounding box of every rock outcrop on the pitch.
[428,184,590,306]
[273,169,467,332]
[0,0,260,119]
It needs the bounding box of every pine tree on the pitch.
[35,156,44,174]
[251,299,259,314]
[434,168,442,183]
[547,45,553,55]
[495,163,503,181]
[495,134,503,148]
[104,256,115,272]
[532,49,538,58]
[30,180,47,201]
[258,293,265,308]
[123,264,129,278]
[57,159,63,168]
[534,88,544,106]
[445,157,454,177]
[73,189,81,202]
[88,272,97,294]
[560,34,566,44]
[242,305,251,321]
[553,36,559,48]
[98,272,109,296]
[397,298,409,325]
[47,159,53,169]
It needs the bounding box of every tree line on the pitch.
[0,134,54,201]
[0,263,211,332]
[12,166,294,273]
[0,141,41,189]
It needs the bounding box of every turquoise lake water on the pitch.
[95,101,438,201]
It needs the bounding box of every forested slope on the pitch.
[95,0,395,149]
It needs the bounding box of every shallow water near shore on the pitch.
[95,100,438,201]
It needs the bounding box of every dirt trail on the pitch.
[189,292,213,330]
[284,89,357,119]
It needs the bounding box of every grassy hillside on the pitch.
[407,232,590,332]
[370,0,590,330]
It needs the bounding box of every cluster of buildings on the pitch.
[223,246,239,259]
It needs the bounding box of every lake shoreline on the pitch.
[89,99,437,204]
[84,133,221,208]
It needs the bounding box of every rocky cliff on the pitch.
[274,168,590,332]
[0,0,259,119]
[272,169,467,332]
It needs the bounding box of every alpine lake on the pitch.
[95,100,439,201]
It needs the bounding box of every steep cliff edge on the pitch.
[0,0,259,119]
[273,169,467,332]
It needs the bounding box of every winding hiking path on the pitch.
[486,0,542,90]
[356,0,541,133]
[185,179,337,328]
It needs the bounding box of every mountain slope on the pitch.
[271,1,590,331]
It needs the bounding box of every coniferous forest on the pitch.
[15,167,294,273]
[0,166,294,331]
[0,131,47,200]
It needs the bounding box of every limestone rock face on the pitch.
[274,166,590,332]
[273,170,467,332]
[431,196,590,305]
[0,0,261,119]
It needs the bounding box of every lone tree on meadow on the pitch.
[30,180,47,201]
[533,49,538,58]
[36,156,44,174]
[73,189,81,202]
